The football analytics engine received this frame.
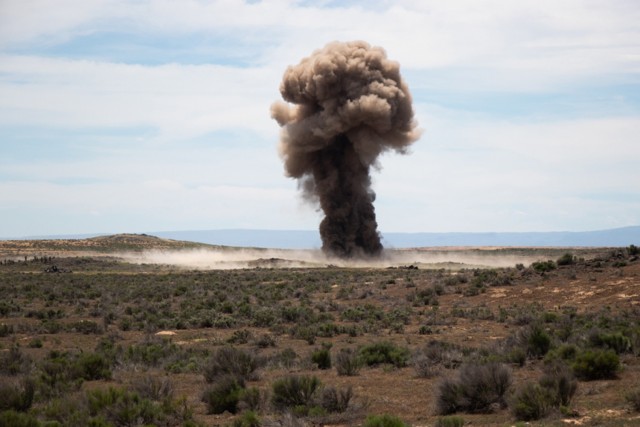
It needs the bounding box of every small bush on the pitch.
[363,414,409,427]
[511,383,552,421]
[335,348,361,376]
[589,331,631,354]
[0,378,35,412]
[271,375,320,411]
[556,253,576,266]
[0,347,31,375]
[133,374,174,401]
[311,346,331,370]
[202,375,245,414]
[271,348,298,369]
[540,362,577,407]
[71,320,102,335]
[359,342,410,368]
[518,323,552,358]
[228,329,252,344]
[420,340,463,369]
[86,386,194,426]
[74,352,111,380]
[255,334,277,348]
[320,386,353,413]
[572,349,620,380]
[125,336,179,367]
[232,410,261,427]
[203,346,263,383]
[545,344,578,362]
[626,387,640,412]
[435,415,464,427]
[28,338,43,349]
[436,363,512,414]
[531,260,556,273]
[239,386,262,412]
[0,410,42,427]
[412,352,436,378]
[0,323,13,338]
[512,361,577,421]
[436,377,463,416]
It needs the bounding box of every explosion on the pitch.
[271,41,419,258]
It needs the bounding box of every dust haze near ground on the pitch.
[272,41,419,258]
[119,248,559,270]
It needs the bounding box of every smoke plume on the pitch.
[271,41,419,258]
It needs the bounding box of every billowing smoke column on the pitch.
[271,41,419,258]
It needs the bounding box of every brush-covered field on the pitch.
[1,235,639,426]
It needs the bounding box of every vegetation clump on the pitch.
[436,363,512,415]
[359,342,410,368]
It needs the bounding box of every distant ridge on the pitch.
[3,226,639,249]
[152,226,640,249]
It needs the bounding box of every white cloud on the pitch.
[374,113,640,232]
[0,55,281,140]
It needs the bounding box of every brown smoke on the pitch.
[271,41,419,258]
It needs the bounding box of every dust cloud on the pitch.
[271,41,419,259]
[119,249,539,270]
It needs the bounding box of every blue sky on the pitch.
[1,0,639,238]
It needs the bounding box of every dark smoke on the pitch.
[271,41,419,258]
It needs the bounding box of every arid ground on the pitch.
[1,234,639,426]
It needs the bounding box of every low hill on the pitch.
[0,233,213,258]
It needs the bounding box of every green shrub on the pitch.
[531,260,556,273]
[86,386,194,426]
[71,320,102,335]
[511,383,552,421]
[227,329,252,344]
[133,374,174,401]
[589,331,631,354]
[0,410,42,427]
[436,363,511,414]
[628,244,639,256]
[545,344,578,362]
[412,352,436,378]
[320,386,352,413]
[626,387,640,412]
[539,362,577,407]
[239,386,262,412]
[435,415,464,427]
[518,323,552,358]
[311,346,331,370]
[419,340,463,369]
[28,338,43,349]
[436,377,463,415]
[271,348,298,369]
[232,410,261,427]
[271,375,320,411]
[0,323,13,338]
[125,336,179,368]
[74,352,111,380]
[359,342,410,368]
[0,347,31,376]
[201,375,245,414]
[556,253,576,266]
[38,352,83,397]
[335,348,361,376]
[203,346,263,383]
[0,378,34,412]
[572,349,620,380]
[41,396,84,426]
[363,414,409,427]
